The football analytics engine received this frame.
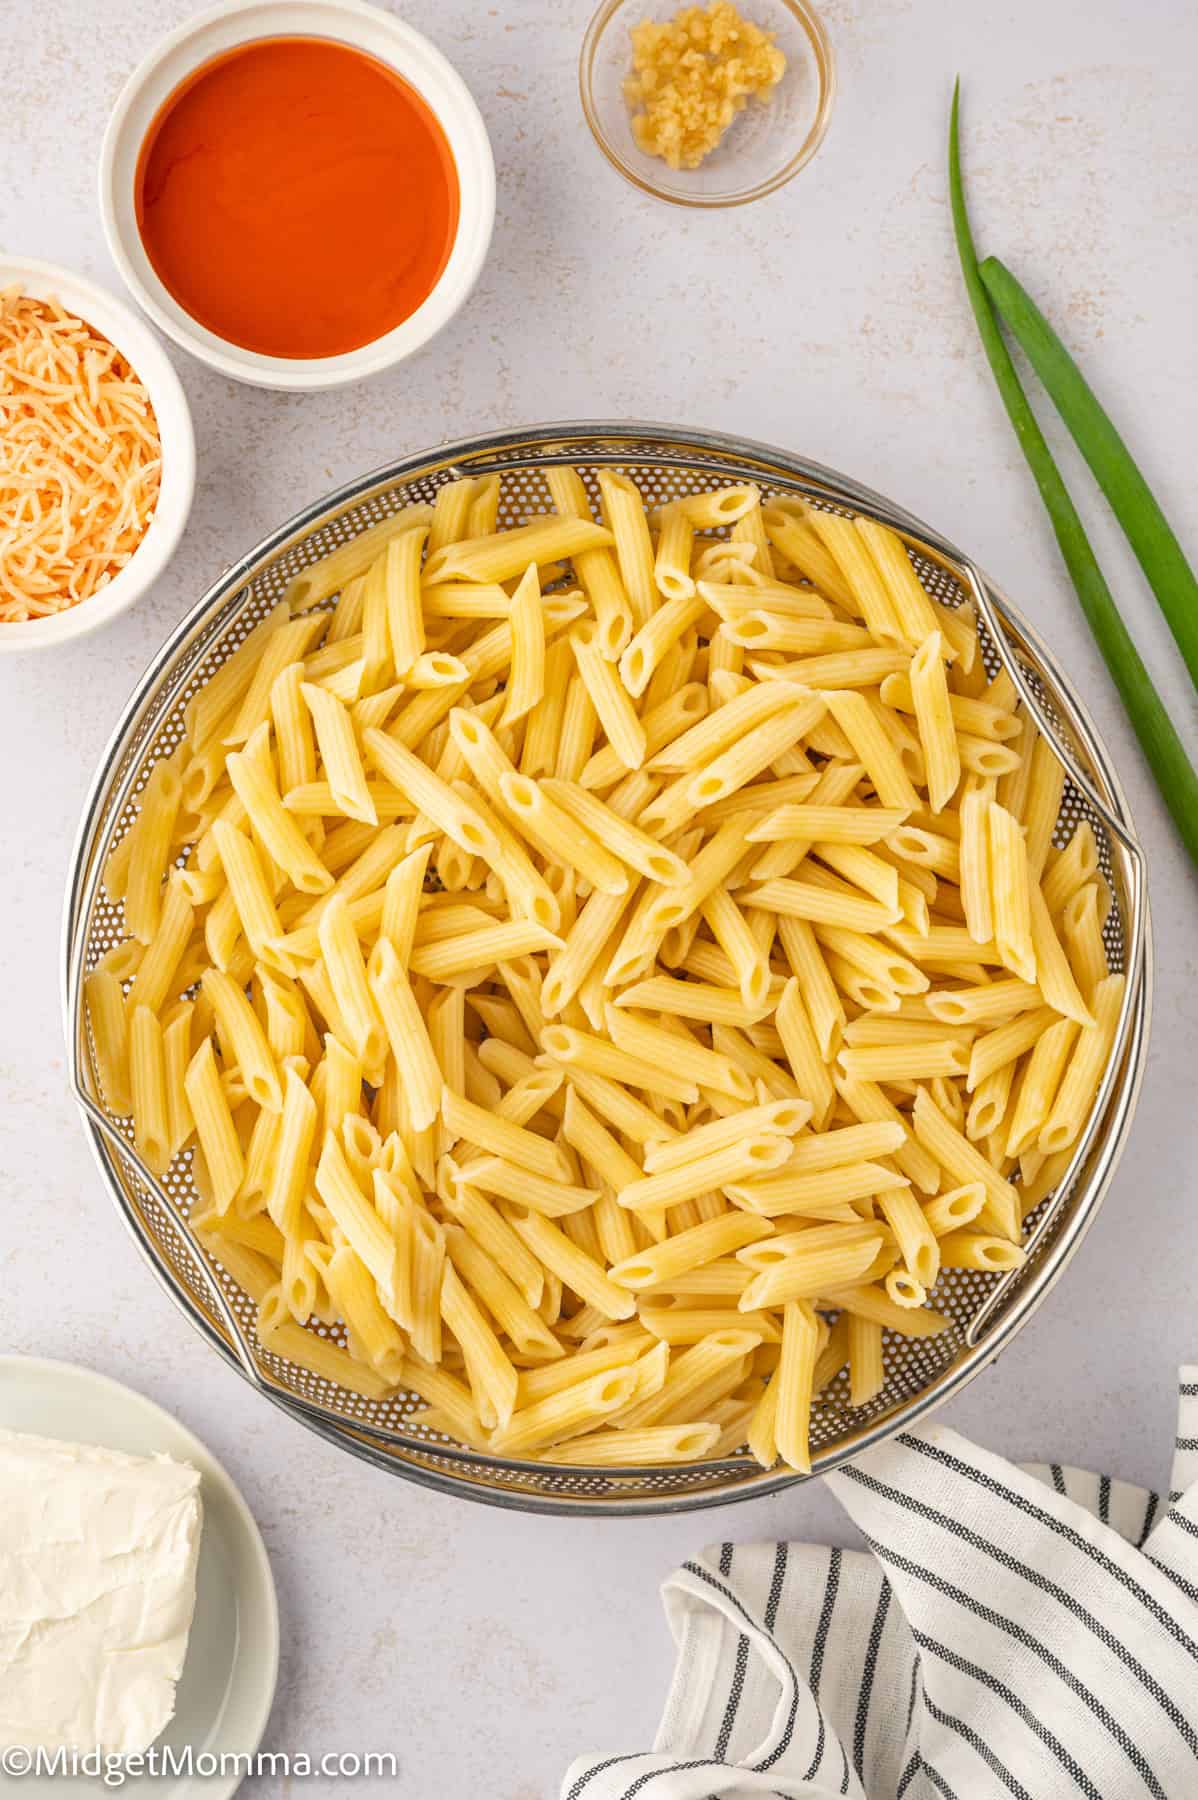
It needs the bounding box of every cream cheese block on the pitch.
[0,1428,203,1754]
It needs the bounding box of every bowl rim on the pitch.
[61,420,1152,1512]
[97,0,496,391]
[0,255,195,654]
[579,0,837,208]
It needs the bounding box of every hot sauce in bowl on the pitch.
[134,36,460,360]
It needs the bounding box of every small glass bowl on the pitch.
[580,0,835,207]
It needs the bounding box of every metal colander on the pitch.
[62,423,1151,1514]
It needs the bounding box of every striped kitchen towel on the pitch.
[563,1368,1198,1800]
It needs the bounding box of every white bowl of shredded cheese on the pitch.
[0,256,194,652]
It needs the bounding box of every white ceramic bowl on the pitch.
[99,0,496,391]
[0,256,195,655]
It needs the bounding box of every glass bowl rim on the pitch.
[579,0,837,208]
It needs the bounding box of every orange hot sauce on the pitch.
[135,36,460,360]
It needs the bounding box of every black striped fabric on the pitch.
[562,1369,1198,1800]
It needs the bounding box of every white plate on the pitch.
[0,1358,278,1798]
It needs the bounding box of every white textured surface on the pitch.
[2,1,1196,1793]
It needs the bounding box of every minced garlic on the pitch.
[624,3,787,173]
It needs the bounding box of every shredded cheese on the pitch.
[624,3,787,172]
[0,288,161,622]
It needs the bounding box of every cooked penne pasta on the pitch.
[86,469,1125,1474]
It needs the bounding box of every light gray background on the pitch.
[3,1,1196,1793]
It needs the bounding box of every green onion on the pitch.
[949,81,1198,869]
[979,253,1198,694]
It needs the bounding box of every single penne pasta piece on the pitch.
[570,621,647,769]
[211,822,282,961]
[987,802,1036,983]
[161,1003,196,1157]
[804,509,905,643]
[540,777,687,885]
[382,524,426,674]
[745,804,909,845]
[853,518,942,642]
[847,1314,885,1408]
[597,469,657,629]
[491,1363,641,1456]
[540,1022,698,1105]
[1061,883,1109,1000]
[1038,973,1125,1154]
[619,591,707,697]
[319,1244,406,1385]
[1021,735,1066,882]
[500,562,546,724]
[728,1160,910,1218]
[313,1128,399,1297]
[720,613,874,656]
[1028,881,1094,1026]
[465,1155,598,1218]
[678,483,759,530]
[614,1329,759,1433]
[912,1087,1020,1239]
[366,936,442,1130]
[773,1300,821,1473]
[966,1006,1057,1091]
[227,730,333,895]
[503,1206,636,1319]
[878,1185,940,1289]
[775,916,845,1059]
[606,1006,756,1104]
[423,515,612,585]
[441,1085,571,1182]
[641,1099,808,1176]
[184,1037,245,1213]
[317,893,387,1073]
[124,759,184,944]
[85,964,132,1116]
[925,978,1041,1026]
[684,693,825,808]
[739,1237,883,1308]
[283,503,433,612]
[653,499,696,601]
[497,772,629,895]
[1042,820,1099,916]
[746,877,899,934]
[775,975,836,1128]
[129,1004,170,1174]
[785,1122,907,1172]
[124,874,195,1016]
[540,1423,720,1465]
[541,887,630,1017]
[407,920,563,981]
[269,660,317,793]
[837,1041,969,1083]
[922,1182,987,1236]
[937,1232,1027,1272]
[256,1297,394,1399]
[201,967,282,1111]
[609,1213,771,1290]
[363,729,501,861]
[441,1263,519,1429]
[821,689,920,808]
[822,1283,949,1338]
[907,630,960,813]
[612,975,771,1028]
[1004,1017,1080,1157]
[617,1135,790,1214]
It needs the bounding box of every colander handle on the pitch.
[70,1080,267,1389]
[957,559,1147,870]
